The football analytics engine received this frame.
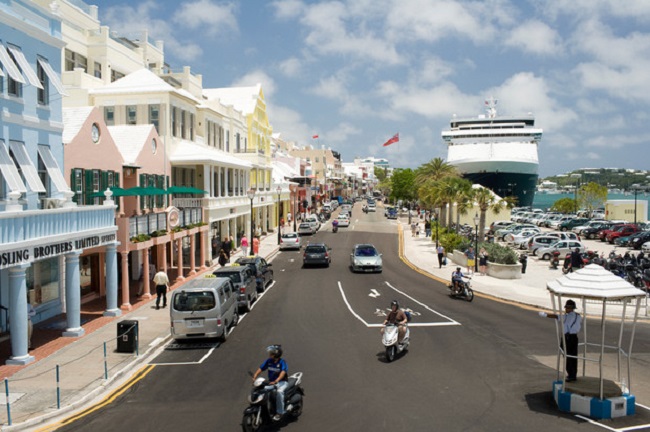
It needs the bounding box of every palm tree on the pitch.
[415,158,457,186]
[470,186,515,241]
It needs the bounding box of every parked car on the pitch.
[557,218,590,232]
[630,231,650,250]
[548,215,576,230]
[543,214,563,228]
[496,224,539,241]
[234,256,274,292]
[572,220,607,235]
[598,224,629,242]
[642,241,650,254]
[504,229,538,247]
[581,222,614,240]
[305,214,321,232]
[527,235,563,256]
[386,207,398,219]
[213,266,257,313]
[298,222,315,235]
[279,232,302,250]
[170,275,237,342]
[302,243,331,267]
[489,220,514,234]
[606,225,641,244]
[537,240,587,260]
[350,244,383,273]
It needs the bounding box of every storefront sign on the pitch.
[0,233,117,270]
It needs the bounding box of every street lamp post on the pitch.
[473,213,479,273]
[247,188,256,252]
[408,201,412,225]
[293,187,298,232]
[435,208,440,248]
[276,186,282,245]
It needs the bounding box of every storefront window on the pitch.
[26,258,60,305]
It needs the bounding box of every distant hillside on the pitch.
[541,168,650,190]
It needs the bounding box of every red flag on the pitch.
[312,135,319,139]
[382,133,399,147]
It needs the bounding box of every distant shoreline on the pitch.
[532,193,650,219]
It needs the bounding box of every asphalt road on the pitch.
[55,204,650,432]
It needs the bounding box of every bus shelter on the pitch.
[546,264,646,419]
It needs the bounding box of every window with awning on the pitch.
[0,44,24,83]
[9,141,45,193]
[7,45,42,89]
[37,57,67,95]
[37,145,70,193]
[0,140,26,194]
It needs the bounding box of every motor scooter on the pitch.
[242,372,305,432]
[447,276,474,302]
[382,323,410,362]
[332,220,339,233]
[549,250,561,269]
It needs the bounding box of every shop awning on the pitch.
[123,186,167,196]
[166,186,207,194]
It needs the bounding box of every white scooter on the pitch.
[382,323,410,362]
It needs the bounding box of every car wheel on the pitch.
[542,253,550,260]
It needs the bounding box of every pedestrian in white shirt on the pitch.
[153,270,170,310]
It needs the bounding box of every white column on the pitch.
[225,168,230,196]
[63,251,85,337]
[6,264,34,365]
[104,243,121,317]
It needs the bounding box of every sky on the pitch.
[90,0,650,178]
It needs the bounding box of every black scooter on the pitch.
[242,372,305,432]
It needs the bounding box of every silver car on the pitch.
[350,244,383,273]
[537,240,587,260]
[298,222,314,235]
[280,232,302,250]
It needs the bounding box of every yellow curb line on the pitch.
[35,364,156,432]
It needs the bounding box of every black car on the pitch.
[630,231,650,250]
[302,243,331,267]
[582,223,613,240]
[234,256,274,292]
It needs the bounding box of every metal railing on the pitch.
[129,213,167,238]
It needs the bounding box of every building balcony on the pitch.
[0,206,116,246]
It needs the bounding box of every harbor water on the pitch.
[532,193,650,220]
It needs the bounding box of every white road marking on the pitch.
[369,289,380,298]
[338,281,461,328]
[573,402,650,431]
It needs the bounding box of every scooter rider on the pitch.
[451,267,466,294]
[332,218,339,232]
[252,345,288,421]
[381,300,408,342]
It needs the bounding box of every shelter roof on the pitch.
[62,106,94,144]
[108,125,155,165]
[547,264,646,300]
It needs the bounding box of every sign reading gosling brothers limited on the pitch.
[0,234,117,270]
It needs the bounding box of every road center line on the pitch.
[384,281,460,325]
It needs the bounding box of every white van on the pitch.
[170,275,238,342]
[305,214,321,232]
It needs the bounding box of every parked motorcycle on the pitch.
[242,372,305,432]
[382,323,410,362]
[447,277,474,302]
[549,250,561,270]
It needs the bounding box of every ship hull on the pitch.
[461,171,537,207]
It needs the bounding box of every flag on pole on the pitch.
[312,134,319,139]
[382,133,399,147]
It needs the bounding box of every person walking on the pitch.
[539,300,582,382]
[437,245,445,269]
[465,247,475,275]
[425,220,431,238]
[218,248,229,267]
[222,236,232,260]
[252,236,260,255]
[153,269,170,310]
[241,235,249,257]
[411,221,417,237]
[569,248,584,272]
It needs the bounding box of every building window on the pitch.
[236,133,241,152]
[37,60,48,105]
[180,110,186,139]
[171,107,177,137]
[71,168,83,204]
[64,49,87,72]
[26,258,60,305]
[93,170,100,193]
[111,69,124,82]
[126,106,137,125]
[37,152,49,204]
[149,104,160,131]
[104,107,114,126]
[189,113,194,140]
[226,131,230,152]
[7,49,21,97]
[93,62,101,79]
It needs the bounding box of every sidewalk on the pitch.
[400,217,650,319]
[0,232,282,430]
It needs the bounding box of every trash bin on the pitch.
[116,320,138,353]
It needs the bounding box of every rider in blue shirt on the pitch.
[252,345,288,420]
[451,267,466,294]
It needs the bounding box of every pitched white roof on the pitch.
[203,84,261,115]
[547,264,646,300]
[90,68,175,95]
[62,106,94,144]
[170,140,252,169]
[108,125,155,165]
[272,161,299,183]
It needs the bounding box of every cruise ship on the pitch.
[442,98,542,207]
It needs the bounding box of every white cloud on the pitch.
[173,0,238,36]
[270,0,305,19]
[504,20,564,55]
[231,70,276,97]
[325,122,361,143]
[278,57,303,77]
[310,75,348,101]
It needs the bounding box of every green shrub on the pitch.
[481,242,518,265]
[130,234,151,243]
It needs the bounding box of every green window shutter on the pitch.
[70,169,78,204]
[84,169,94,205]
[114,171,120,187]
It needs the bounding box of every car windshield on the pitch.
[214,272,241,284]
[305,246,326,253]
[282,234,297,239]
[299,223,310,228]
[355,247,378,257]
